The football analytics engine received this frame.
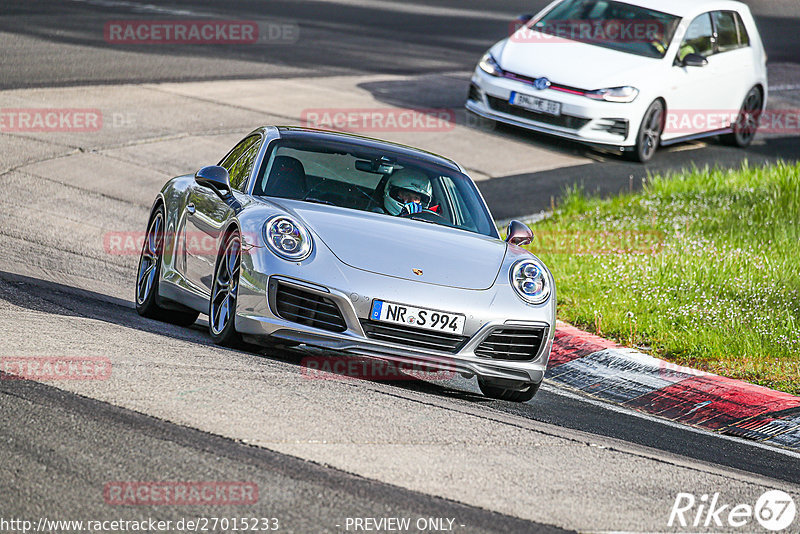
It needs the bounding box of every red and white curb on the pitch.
[548,321,800,450]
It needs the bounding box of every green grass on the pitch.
[524,161,800,395]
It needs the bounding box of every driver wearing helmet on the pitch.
[381,168,434,216]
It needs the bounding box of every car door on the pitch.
[709,11,754,114]
[184,134,262,295]
[663,13,720,139]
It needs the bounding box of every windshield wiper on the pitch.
[302,197,336,206]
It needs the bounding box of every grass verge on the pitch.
[525,161,800,395]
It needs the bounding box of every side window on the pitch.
[439,175,486,233]
[228,140,262,192]
[733,12,750,47]
[220,135,261,192]
[220,135,257,171]
[713,11,739,52]
[679,14,713,61]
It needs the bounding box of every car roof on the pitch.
[609,0,749,17]
[273,126,462,172]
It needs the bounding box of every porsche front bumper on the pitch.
[236,275,552,385]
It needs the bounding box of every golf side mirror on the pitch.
[682,53,708,67]
[516,13,535,24]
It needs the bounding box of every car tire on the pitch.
[626,99,664,163]
[478,378,540,402]
[721,86,762,148]
[135,205,200,327]
[209,229,244,347]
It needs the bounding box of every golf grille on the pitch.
[486,95,590,130]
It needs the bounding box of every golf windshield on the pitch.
[528,0,680,58]
[253,138,499,238]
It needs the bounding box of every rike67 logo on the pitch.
[669,490,796,531]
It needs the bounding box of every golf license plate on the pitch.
[510,91,561,116]
[370,300,466,335]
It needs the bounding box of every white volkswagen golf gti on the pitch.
[466,0,767,162]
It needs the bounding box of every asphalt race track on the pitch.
[1,1,800,532]
[3,0,800,215]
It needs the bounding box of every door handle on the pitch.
[187,203,196,214]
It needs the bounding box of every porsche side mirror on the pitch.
[195,165,231,197]
[681,53,708,67]
[505,220,533,246]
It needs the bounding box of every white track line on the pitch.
[70,0,206,16]
[770,84,800,92]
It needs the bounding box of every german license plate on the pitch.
[370,300,466,335]
[510,91,561,116]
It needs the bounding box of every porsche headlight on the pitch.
[510,259,551,304]
[264,215,312,261]
[478,52,503,77]
[584,86,639,103]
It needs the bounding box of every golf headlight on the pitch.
[478,52,503,77]
[585,86,639,103]
[510,259,551,304]
[264,215,312,261]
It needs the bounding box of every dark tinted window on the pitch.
[220,135,261,192]
[713,11,739,52]
[679,14,713,61]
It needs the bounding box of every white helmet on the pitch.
[383,168,433,215]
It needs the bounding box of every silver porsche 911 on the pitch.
[135,126,555,401]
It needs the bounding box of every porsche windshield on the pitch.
[528,0,680,58]
[254,138,498,238]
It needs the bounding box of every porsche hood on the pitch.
[284,202,507,290]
